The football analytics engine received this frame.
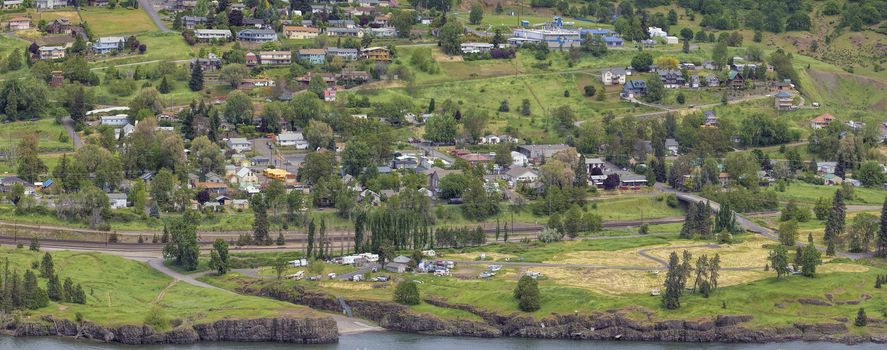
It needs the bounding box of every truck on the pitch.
[287,258,308,267]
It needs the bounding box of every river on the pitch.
[2,332,883,350]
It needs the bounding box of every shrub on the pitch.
[514,275,540,312]
[393,280,420,305]
[144,306,170,331]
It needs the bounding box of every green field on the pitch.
[79,7,158,36]
[0,119,72,153]
[771,183,887,206]
[2,248,313,327]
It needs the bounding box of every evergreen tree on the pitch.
[574,155,588,188]
[47,274,62,301]
[662,252,682,309]
[878,198,887,257]
[72,284,85,304]
[160,225,169,243]
[39,252,54,278]
[319,218,327,259]
[29,237,39,251]
[276,232,285,246]
[23,270,48,309]
[189,63,204,91]
[306,218,315,258]
[714,202,737,233]
[251,194,269,244]
[63,277,74,303]
[158,76,172,94]
[824,190,845,256]
[855,308,867,326]
[708,254,721,290]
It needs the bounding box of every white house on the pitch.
[601,68,627,86]
[665,138,680,156]
[277,131,308,149]
[461,42,494,54]
[226,138,252,152]
[511,151,528,167]
[505,167,539,183]
[108,193,128,209]
[648,27,667,38]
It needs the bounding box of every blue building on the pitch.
[580,28,615,37]
[601,36,624,47]
[236,29,278,43]
[621,80,647,99]
[325,47,359,61]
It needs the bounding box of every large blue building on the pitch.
[508,28,581,50]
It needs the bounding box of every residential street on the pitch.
[138,0,170,32]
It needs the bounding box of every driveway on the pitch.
[138,0,170,32]
[62,116,82,149]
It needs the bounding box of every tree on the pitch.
[68,86,89,128]
[40,252,54,278]
[393,280,420,305]
[645,75,664,102]
[162,214,199,271]
[158,76,172,94]
[514,275,540,312]
[800,244,822,277]
[30,237,40,251]
[662,252,682,309]
[190,136,225,176]
[712,40,728,70]
[47,274,62,301]
[223,90,253,125]
[220,64,250,88]
[17,134,47,182]
[6,48,21,71]
[824,190,846,256]
[424,114,457,143]
[879,198,887,257]
[631,52,653,72]
[130,179,147,215]
[208,238,229,275]
[778,220,798,246]
[856,161,885,188]
[189,63,204,91]
[391,11,414,38]
[856,308,867,326]
[306,218,315,258]
[305,119,334,150]
[251,194,270,244]
[469,4,483,25]
[848,213,878,253]
[769,245,790,278]
[22,270,48,309]
[438,21,463,55]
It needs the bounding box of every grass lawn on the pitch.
[771,183,887,206]
[3,248,314,327]
[0,119,73,153]
[78,7,157,36]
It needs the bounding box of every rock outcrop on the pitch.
[4,315,337,345]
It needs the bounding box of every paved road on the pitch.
[137,0,169,32]
[146,258,222,290]
[654,183,873,260]
[415,142,454,164]
[61,116,82,149]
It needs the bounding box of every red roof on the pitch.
[812,114,834,123]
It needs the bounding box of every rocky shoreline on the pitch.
[248,284,887,345]
[2,315,338,345]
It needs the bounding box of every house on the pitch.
[35,0,65,9]
[226,138,252,152]
[460,42,494,54]
[504,167,539,183]
[517,144,571,162]
[511,151,528,167]
[384,262,407,273]
[601,35,624,47]
[359,189,382,206]
[665,139,680,155]
[392,157,419,170]
[1,0,23,9]
[257,50,291,65]
[328,19,356,28]
[108,193,128,209]
[665,36,679,45]
[421,167,462,194]
[704,75,719,87]
[658,70,685,88]
[817,162,838,175]
[195,182,228,195]
[648,26,667,37]
[621,80,647,99]
[323,88,336,101]
[601,68,626,86]
[233,167,259,188]
[45,18,72,34]
[182,16,207,29]
[774,91,793,111]
[241,18,267,28]
[367,27,397,38]
[703,110,718,127]
[325,47,359,61]
[92,36,125,54]
[619,173,648,187]
[101,115,129,126]
[325,27,364,37]
[726,70,745,89]
[810,114,835,129]
[238,78,274,89]
[194,29,232,42]
[337,70,370,84]
[298,48,326,65]
[38,46,66,60]
[283,25,320,39]
[581,28,615,37]
[7,16,29,31]
[361,47,391,62]
[236,29,277,42]
[277,131,308,149]
[190,53,222,71]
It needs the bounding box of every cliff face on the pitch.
[6,315,338,345]
[247,284,887,344]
